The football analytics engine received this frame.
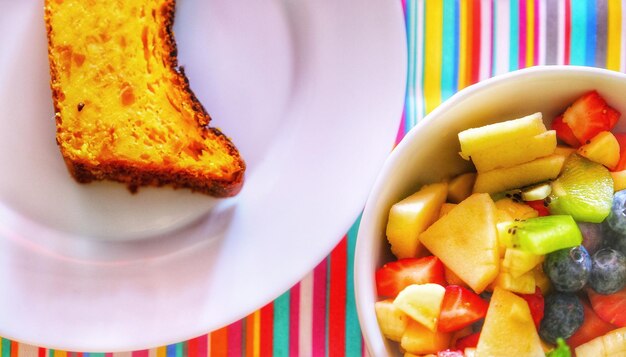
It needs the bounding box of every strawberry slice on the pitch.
[525,200,550,217]
[561,90,620,145]
[552,114,581,147]
[455,332,480,350]
[588,286,626,327]
[567,299,616,349]
[375,256,446,297]
[613,133,626,172]
[518,287,545,329]
[438,285,489,333]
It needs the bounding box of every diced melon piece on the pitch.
[575,327,626,357]
[400,319,451,355]
[393,283,445,332]
[386,183,448,259]
[471,130,557,172]
[447,173,477,203]
[476,288,544,357]
[554,145,576,158]
[578,131,620,170]
[473,154,565,194]
[375,299,409,342]
[489,266,536,294]
[439,203,457,218]
[502,248,544,278]
[419,193,500,293]
[494,198,539,220]
[458,112,546,159]
[612,170,626,192]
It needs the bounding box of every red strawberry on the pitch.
[567,299,616,349]
[588,286,626,327]
[375,256,446,297]
[438,350,464,357]
[561,90,620,145]
[438,285,489,333]
[518,287,545,329]
[525,200,550,217]
[613,133,626,172]
[455,332,480,350]
[551,114,581,147]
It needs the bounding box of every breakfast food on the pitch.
[375,91,626,356]
[44,0,245,197]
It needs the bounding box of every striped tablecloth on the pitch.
[4,0,626,356]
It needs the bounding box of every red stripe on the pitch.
[197,335,208,357]
[131,350,148,357]
[289,283,300,357]
[38,348,46,357]
[260,302,274,356]
[227,320,243,357]
[329,237,347,357]
[312,259,327,356]
[470,0,481,84]
[10,341,18,357]
[519,0,527,68]
[187,336,199,357]
[564,0,571,64]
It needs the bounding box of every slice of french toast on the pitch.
[44,0,245,197]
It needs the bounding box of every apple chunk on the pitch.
[386,182,448,259]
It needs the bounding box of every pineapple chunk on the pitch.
[502,248,544,278]
[439,203,457,218]
[386,183,448,258]
[419,193,500,293]
[575,327,626,356]
[458,112,546,159]
[476,288,544,357]
[489,266,536,294]
[473,154,565,194]
[401,319,451,355]
[447,173,476,203]
[577,131,620,170]
[375,299,409,342]
[471,130,557,172]
[554,145,576,159]
[494,198,538,220]
[612,170,626,192]
[393,284,445,332]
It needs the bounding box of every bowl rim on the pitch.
[354,65,626,356]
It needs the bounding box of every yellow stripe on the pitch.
[526,0,535,67]
[607,0,622,70]
[458,0,469,90]
[156,346,167,357]
[423,0,444,114]
[252,310,261,357]
[53,351,67,357]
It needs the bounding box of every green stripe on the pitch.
[570,0,587,65]
[345,216,362,357]
[88,353,106,357]
[176,342,184,357]
[1,339,10,357]
[509,0,519,71]
[272,290,290,357]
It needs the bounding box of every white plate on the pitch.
[0,0,406,352]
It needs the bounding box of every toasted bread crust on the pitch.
[45,0,245,197]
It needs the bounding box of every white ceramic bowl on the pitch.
[355,66,626,356]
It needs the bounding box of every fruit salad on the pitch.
[375,90,626,356]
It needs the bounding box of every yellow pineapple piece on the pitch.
[393,284,445,332]
[439,203,457,218]
[575,327,626,357]
[386,183,448,258]
[458,112,546,159]
[612,170,626,192]
[473,154,565,194]
[375,299,409,342]
[494,198,539,220]
[471,130,557,172]
[577,131,620,170]
[476,287,544,357]
[489,265,536,294]
[400,319,451,355]
[447,173,477,203]
[502,248,544,278]
[554,145,576,159]
[419,193,500,293]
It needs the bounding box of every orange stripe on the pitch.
[245,313,256,357]
[209,327,228,357]
[526,0,535,67]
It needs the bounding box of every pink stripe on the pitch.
[312,259,327,356]
[289,283,301,357]
[518,0,527,68]
[534,0,540,65]
[227,320,243,357]
[105,353,114,357]
[197,335,208,357]
[395,109,406,145]
[131,351,148,357]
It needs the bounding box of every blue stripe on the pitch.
[346,216,362,357]
[586,0,597,66]
[570,0,587,65]
[441,0,458,101]
[492,0,498,76]
[166,343,177,357]
[406,0,417,129]
[509,0,519,71]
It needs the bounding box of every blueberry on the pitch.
[539,293,584,344]
[543,245,591,292]
[602,190,626,256]
[577,222,604,255]
[589,248,626,294]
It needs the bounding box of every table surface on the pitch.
[4,0,626,356]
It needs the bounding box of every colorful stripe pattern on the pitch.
[4,0,626,355]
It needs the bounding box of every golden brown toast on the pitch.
[44,0,245,197]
